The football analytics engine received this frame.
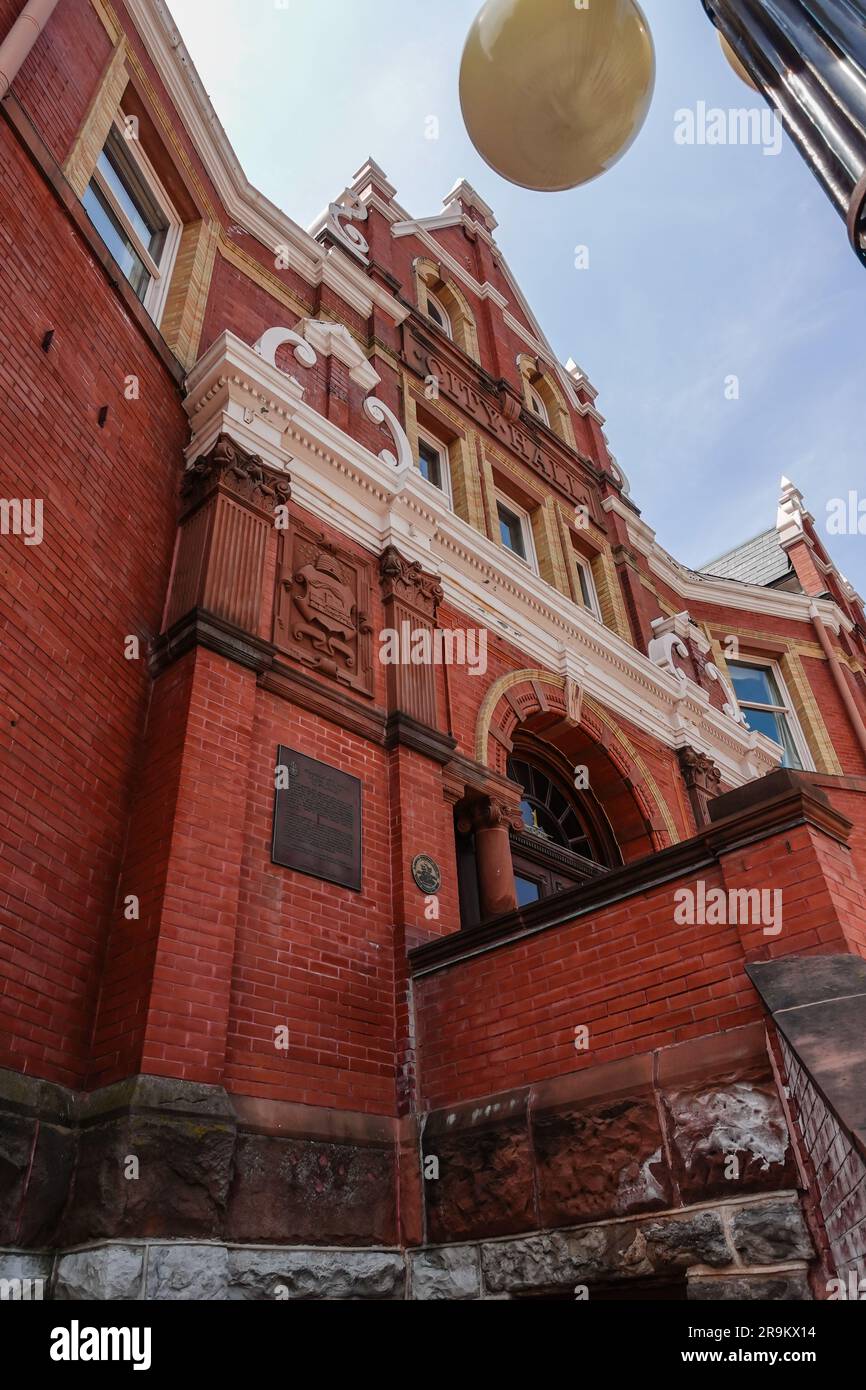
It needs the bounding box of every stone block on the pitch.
[730,1197,813,1264]
[54,1246,144,1301]
[533,1093,671,1226]
[423,1096,534,1243]
[410,1246,480,1300]
[688,1272,811,1300]
[225,1133,395,1245]
[662,1076,796,1202]
[146,1244,230,1300]
[227,1248,404,1300]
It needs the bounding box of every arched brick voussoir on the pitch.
[475,669,679,852]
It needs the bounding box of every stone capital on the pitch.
[181,433,291,520]
[379,545,444,620]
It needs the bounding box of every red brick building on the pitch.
[1,0,865,1301]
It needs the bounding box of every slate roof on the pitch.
[700,528,794,588]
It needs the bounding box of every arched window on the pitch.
[454,746,621,927]
[508,756,596,859]
[516,354,577,449]
[506,749,619,907]
[414,258,480,361]
[426,290,452,338]
[527,385,549,425]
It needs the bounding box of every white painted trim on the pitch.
[602,494,853,632]
[425,290,452,339]
[88,115,182,325]
[416,428,453,508]
[253,326,317,371]
[575,553,602,622]
[727,656,816,772]
[181,331,784,790]
[363,396,414,471]
[123,0,408,325]
[296,319,380,391]
[494,490,539,575]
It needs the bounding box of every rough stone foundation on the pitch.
[0,1191,812,1300]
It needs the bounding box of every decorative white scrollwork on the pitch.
[253,327,317,370]
[363,397,414,470]
[706,662,749,726]
[648,630,689,683]
[327,192,369,258]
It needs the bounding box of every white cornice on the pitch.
[182,333,781,789]
[602,494,852,633]
[124,0,407,324]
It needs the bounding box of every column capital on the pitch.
[181,432,291,521]
[379,545,443,620]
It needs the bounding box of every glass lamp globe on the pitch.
[459,0,656,192]
[718,31,760,92]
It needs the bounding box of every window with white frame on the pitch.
[496,494,537,571]
[82,119,181,324]
[527,385,549,425]
[426,290,452,338]
[574,554,601,620]
[727,659,813,770]
[416,431,452,503]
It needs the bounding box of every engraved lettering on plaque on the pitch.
[272,745,362,891]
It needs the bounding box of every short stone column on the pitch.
[458,796,522,919]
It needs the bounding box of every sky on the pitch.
[169,0,865,594]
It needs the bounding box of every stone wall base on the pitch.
[0,1192,813,1300]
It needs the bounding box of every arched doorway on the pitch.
[507,737,620,907]
[454,669,678,927]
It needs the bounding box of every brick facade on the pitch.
[2,0,866,1301]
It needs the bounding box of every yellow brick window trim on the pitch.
[160,218,220,368]
[64,41,129,199]
[516,353,577,451]
[402,379,487,533]
[781,650,843,775]
[414,258,481,363]
[591,547,632,643]
[709,637,838,776]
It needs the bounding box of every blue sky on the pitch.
[170,0,864,593]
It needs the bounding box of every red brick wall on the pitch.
[1,0,113,166]
[0,112,187,1087]
[413,819,866,1110]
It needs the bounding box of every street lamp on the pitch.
[459,0,866,265]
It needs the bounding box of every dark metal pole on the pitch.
[702,0,866,265]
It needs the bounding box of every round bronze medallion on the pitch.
[411,854,441,895]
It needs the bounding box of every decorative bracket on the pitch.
[363,396,414,470]
[648,628,690,684]
[325,192,370,259]
[253,326,317,370]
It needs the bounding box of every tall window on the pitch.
[496,495,536,570]
[727,660,811,769]
[426,291,452,338]
[528,385,549,425]
[82,120,180,323]
[575,555,601,619]
[417,432,451,503]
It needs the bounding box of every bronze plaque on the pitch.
[272,746,362,891]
